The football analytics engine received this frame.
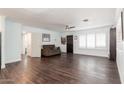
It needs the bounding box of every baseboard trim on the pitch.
[117,62,124,84]
[74,52,108,58]
[5,58,21,64]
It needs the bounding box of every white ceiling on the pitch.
[0,8,116,31]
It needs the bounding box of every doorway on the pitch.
[22,32,31,57]
[109,28,116,61]
[67,35,73,53]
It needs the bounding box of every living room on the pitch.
[0,8,124,84]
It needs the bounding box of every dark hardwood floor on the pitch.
[0,53,121,84]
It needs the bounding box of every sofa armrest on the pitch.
[56,47,61,52]
[41,49,43,57]
[41,49,43,52]
[56,47,59,49]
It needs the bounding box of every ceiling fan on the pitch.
[65,18,89,31]
[65,25,75,31]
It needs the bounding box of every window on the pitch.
[96,33,106,48]
[79,32,106,49]
[87,33,95,48]
[79,35,86,48]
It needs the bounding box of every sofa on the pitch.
[41,45,61,57]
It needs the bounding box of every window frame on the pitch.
[86,33,95,49]
[79,34,87,48]
[78,32,107,50]
[95,32,107,49]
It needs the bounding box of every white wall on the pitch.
[0,16,6,68]
[61,26,110,57]
[116,9,124,83]
[4,18,22,64]
[22,26,61,57]
[23,26,61,46]
[30,33,41,57]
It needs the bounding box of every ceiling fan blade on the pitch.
[65,25,69,29]
[69,26,75,29]
[65,25,75,31]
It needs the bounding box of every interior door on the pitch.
[67,35,73,53]
[110,28,116,61]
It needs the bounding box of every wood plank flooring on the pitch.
[0,53,121,84]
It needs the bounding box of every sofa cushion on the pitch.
[42,45,61,57]
[43,45,55,50]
